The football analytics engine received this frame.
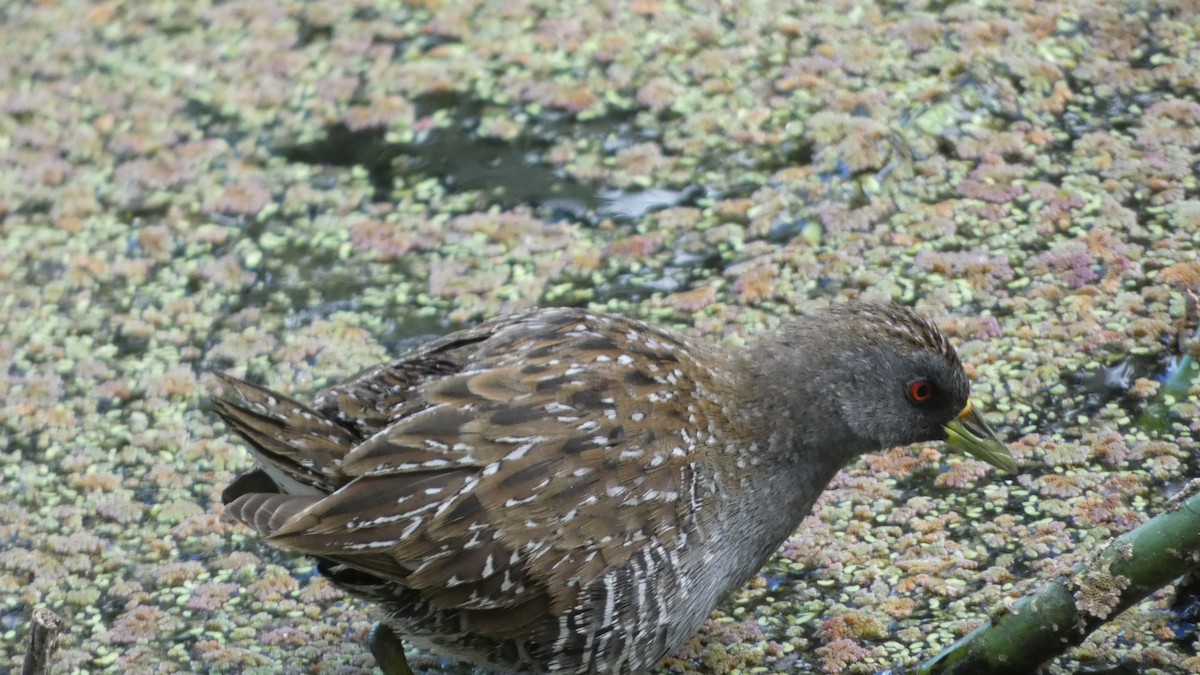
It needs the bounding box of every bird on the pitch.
[211,302,1015,674]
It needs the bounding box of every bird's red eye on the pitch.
[908,379,934,403]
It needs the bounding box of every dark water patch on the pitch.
[1070,663,1160,675]
[545,225,725,310]
[0,607,23,634]
[276,95,706,227]
[247,254,371,316]
[277,124,394,201]
[599,185,707,222]
[294,18,333,47]
[112,326,153,359]
[1136,354,1198,434]
[1011,330,1197,444]
[184,97,238,128]
[583,254,719,308]
[1069,355,1158,408]
[95,587,129,624]
[1056,75,1161,142]
[9,198,52,216]
[768,218,815,245]
[115,201,173,223]
[364,312,449,358]
[1018,352,1163,438]
[197,218,455,372]
[590,272,691,305]
[1167,570,1200,644]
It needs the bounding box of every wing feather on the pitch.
[214,308,721,640]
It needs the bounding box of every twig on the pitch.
[21,608,63,675]
[369,623,416,675]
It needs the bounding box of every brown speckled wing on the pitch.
[258,309,713,640]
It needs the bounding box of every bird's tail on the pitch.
[211,371,358,504]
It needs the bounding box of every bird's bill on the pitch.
[943,400,1017,474]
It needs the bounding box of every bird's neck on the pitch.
[700,333,876,553]
[729,329,877,472]
[669,333,874,610]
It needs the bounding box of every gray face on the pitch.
[763,303,974,456]
[831,341,971,450]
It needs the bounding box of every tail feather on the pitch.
[212,372,357,495]
[213,372,423,591]
[225,491,323,538]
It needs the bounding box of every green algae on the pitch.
[1,0,1199,673]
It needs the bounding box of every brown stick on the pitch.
[21,608,62,675]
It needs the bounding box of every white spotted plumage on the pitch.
[213,302,986,674]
